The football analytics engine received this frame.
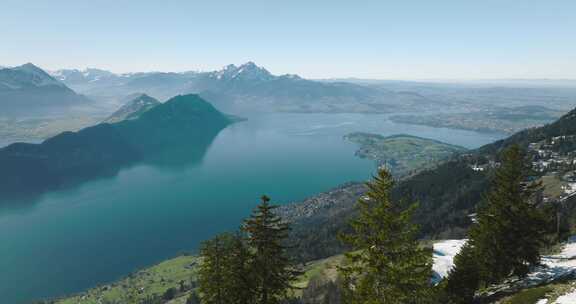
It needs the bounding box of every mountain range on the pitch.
[51,62,432,114]
[0,63,91,116]
[5,62,573,120]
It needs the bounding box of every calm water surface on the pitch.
[0,113,503,303]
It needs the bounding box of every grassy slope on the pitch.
[295,254,345,289]
[542,175,566,199]
[56,240,575,304]
[54,253,345,304]
[56,255,199,304]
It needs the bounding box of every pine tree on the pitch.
[226,232,255,304]
[243,195,298,304]
[197,234,231,304]
[338,169,433,304]
[472,145,547,284]
[444,243,481,304]
[445,145,548,301]
[197,233,252,304]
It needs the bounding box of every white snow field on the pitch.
[554,290,576,303]
[432,239,467,281]
[538,237,576,303]
[431,237,576,302]
[526,236,576,287]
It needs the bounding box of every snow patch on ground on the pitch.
[482,237,576,300]
[524,237,576,287]
[432,240,466,281]
[554,290,576,304]
[556,236,576,259]
[428,238,576,300]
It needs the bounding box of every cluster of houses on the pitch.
[530,140,576,173]
[528,137,576,199]
[465,136,576,202]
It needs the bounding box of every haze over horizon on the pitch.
[2,0,576,79]
[5,2,576,303]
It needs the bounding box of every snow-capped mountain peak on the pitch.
[50,68,118,84]
[210,62,273,81]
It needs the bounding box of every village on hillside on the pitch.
[529,135,576,202]
[469,135,576,203]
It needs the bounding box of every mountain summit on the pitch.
[0,63,65,89]
[104,93,160,124]
[210,62,273,81]
[0,94,232,198]
[0,63,89,115]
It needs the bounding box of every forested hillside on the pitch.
[0,94,232,201]
[286,106,576,262]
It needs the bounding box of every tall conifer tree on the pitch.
[446,145,548,301]
[227,232,254,304]
[471,145,547,283]
[338,169,432,304]
[197,234,230,304]
[197,233,253,304]
[444,243,481,303]
[243,195,298,304]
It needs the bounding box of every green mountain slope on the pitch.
[0,94,232,201]
[286,106,576,261]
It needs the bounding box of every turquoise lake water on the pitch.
[0,113,503,303]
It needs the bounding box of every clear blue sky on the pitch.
[2,0,575,79]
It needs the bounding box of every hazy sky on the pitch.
[2,0,576,79]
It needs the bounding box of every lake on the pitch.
[0,113,503,303]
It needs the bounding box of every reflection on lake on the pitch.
[0,113,503,303]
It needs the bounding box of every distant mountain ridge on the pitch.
[50,68,118,85]
[51,62,431,114]
[0,63,91,116]
[0,63,65,89]
[0,94,232,200]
